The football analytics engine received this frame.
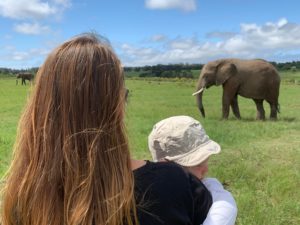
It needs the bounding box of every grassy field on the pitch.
[1,73,300,224]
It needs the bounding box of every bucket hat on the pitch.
[148,115,221,167]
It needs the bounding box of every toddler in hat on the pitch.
[148,115,237,225]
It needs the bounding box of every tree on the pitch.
[291,66,297,72]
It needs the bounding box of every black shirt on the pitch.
[134,161,212,225]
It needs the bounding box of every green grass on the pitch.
[280,70,300,84]
[125,77,300,225]
[0,78,32,176]
[1,73,300,224]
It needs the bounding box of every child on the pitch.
[148,115,237,225]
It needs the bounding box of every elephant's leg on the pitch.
[253,99,265,120]
[222,82,239,119]
[222,91,235,119]
[222,96,230,119]
[230,95,241,119]
[267,101,278,120]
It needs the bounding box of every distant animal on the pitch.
[193,58,281,120]
[125,88,129,101]
[16,73,34,85]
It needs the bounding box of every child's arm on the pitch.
[201,178,238,225]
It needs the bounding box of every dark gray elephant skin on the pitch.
[16,73,34,85]
[194,59,281,120]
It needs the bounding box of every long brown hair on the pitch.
[1,34,137,225]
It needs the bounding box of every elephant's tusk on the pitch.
[192,88,205,96]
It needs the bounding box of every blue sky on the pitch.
[1,0,300,69]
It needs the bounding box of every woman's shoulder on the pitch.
[134,160,189,178]
[133,161,193,192]
[134,161,212,225]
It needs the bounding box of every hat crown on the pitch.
[149,116,211,160]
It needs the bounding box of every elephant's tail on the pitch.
[277,103,280,113]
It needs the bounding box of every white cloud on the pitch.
[238,18,300,50]
[0,0,70,20]
[145,0,197,11]
[121,44,157,57]
[0,45,51,69]
[277,18,288,27]
[150,34,167,42]
[168,36,198,50]
[12,51,30,61]
[206,31,236,40]
[13,22,50,35]
[119,18,300,66]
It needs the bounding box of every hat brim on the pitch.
[164,140,221,167]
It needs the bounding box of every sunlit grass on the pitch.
[125,78,300,225]
[1,74,300,224]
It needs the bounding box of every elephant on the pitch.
[16,73,34,85]
[193,58,281,120]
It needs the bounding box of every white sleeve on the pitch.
[201,178,238,225]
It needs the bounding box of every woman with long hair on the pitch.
[1,33,212,225]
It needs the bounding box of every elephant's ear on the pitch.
[215,62,237,86]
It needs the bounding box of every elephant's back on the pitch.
[234,59,279,79]
[236,59,280,99]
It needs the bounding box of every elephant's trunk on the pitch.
[194,88,205,117]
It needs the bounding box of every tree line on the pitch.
[124,63,201,78]
[1,60,299,78]
[0,67,38,76]
[271,61,300,71]
[124,61,300,78]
